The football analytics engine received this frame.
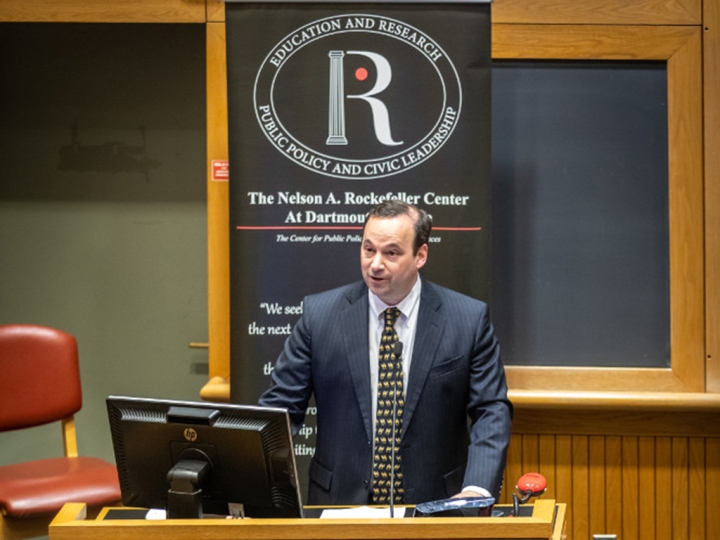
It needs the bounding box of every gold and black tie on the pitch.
[372,307,404,504]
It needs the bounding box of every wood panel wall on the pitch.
[499,394,720,540]
[500,432,720,540]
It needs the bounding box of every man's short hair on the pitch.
[364,199,432,254]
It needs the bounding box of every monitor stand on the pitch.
[166,459,210,519]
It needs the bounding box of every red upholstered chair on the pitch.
[0,324,121,540]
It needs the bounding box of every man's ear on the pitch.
[416,243,428,270]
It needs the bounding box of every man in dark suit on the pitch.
[259,199,512,506]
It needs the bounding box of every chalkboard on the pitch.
[491,60,670,368]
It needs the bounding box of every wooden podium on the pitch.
[49,500,565,540]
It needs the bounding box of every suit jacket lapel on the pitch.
[404,281,444,433]
[341,282,374,442]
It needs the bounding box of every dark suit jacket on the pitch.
[259,279,512,505]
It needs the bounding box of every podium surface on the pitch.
[50,500,565,540]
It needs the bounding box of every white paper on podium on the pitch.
[145,509,167,520]
[320,506,406,519]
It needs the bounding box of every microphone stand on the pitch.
[389,341,403,519]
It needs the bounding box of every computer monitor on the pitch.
[106,396,303,519]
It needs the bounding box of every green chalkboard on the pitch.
[491,60,670,368]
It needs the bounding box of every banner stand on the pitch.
[224,0,492,499]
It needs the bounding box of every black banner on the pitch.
[226,1,491,495]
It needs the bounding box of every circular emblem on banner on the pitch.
[253,14,462,180]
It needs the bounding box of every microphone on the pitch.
[389,340,403,518]
[511,472,547,516]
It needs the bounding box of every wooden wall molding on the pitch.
[492,24,699,59]
[207,0,224,22]
[0,0,206,23]
[510,389,720,412]
[705,0,720,392]
[492,0,701,26]
[206,22,231,385]
[510,404,720,438]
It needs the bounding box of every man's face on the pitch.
[361,213,428,306]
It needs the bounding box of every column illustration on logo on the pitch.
[327,50,403,147]
[327,51,348,145]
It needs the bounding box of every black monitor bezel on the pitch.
[106,395,304,519]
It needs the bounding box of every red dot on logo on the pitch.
[355,67,368,81]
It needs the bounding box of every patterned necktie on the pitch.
[372,307,404,504]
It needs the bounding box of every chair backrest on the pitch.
[0,324,82,432]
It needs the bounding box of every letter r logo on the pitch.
[326,50,403,147]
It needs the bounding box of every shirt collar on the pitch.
[369,276,422,322]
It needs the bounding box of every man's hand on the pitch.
[452,486,492,499]
[452,490,485,499]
